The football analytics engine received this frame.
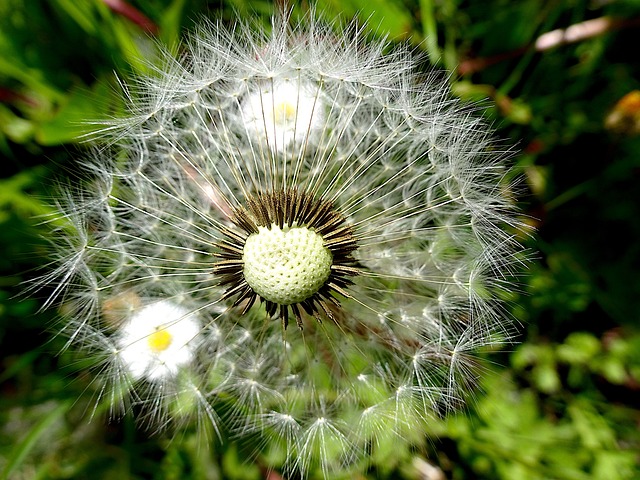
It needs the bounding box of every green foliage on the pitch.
[1,0,639,479]
[439,371,638,480]
[431,330,640,479]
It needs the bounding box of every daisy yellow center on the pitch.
[274,102,296,125]
[147,328,173,353]
[243,224,332,305]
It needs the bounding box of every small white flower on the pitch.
[117,300,201,381]
[241,78,324,152]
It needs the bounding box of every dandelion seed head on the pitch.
[37,11,528,476]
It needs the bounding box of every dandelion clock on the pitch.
[39,11,525,478]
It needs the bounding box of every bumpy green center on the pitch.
[242,224,332,305]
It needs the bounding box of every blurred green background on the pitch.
[1,1,639,479]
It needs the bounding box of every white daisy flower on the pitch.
[241,78,324,152]
[116,300,201,381]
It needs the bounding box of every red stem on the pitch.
[102,0,158,35]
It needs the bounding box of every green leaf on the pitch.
[0,104,35,144]
[51,0,98,35]
[318,0,415,40]
[557,332,600,365]
[35,79,119,146]
[0,166,57,219]
[158,0,188,49]
[418,0,441,63]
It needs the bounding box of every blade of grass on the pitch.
[0,401,71,480]
[419,0,441,65]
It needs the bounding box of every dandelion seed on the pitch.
[39,11,525,477]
